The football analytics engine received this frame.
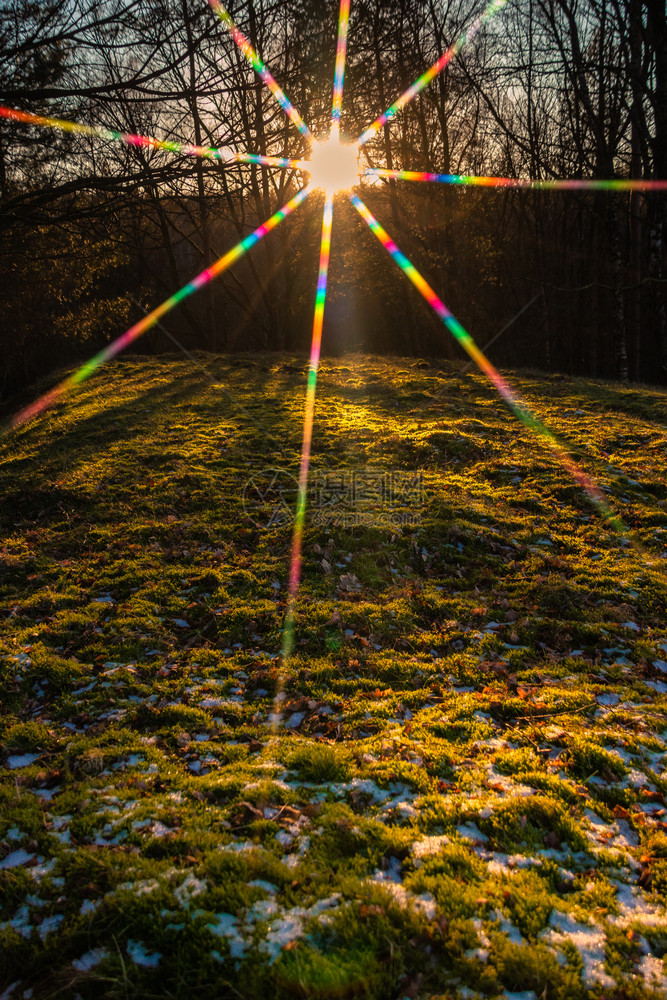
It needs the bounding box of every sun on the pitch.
[308,132,360,194]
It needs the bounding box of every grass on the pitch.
[0,351,666,999]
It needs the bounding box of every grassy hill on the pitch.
[1,353,667,1000]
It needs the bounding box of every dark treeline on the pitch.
[1,0,666,404]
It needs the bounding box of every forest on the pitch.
[1,0,666,404]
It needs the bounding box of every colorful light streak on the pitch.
[243,153,310,171]
[6,0,662,661]
[0,104,310,170]
[349,192,622,528]
[364,166,667,191]
[282,195,334,660]
[332,0,351,134]
[357,0,510,146]
[208,0,312,140]
[8,186,310,432]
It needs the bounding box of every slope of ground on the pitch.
[1,353,667,1000]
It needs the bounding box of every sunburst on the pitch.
[2,0,666,655]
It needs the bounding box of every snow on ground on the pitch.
[541,911,615,988]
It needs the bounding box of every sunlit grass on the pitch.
[1,353,666,998]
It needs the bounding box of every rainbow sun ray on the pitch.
[0,104,310,170]
[282,195,334,664]
[348,192,632,537]
[8,186,310,432]
[357,0,511,146]
[331,0,351,135]
[364,167,667,192]
[208,0,312,140]
[4,0,665,663]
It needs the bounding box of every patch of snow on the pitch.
[456,822,488,843]
[248,898,279,921]
[331,777,391,804]
[609,881,667,928]
[72,949,107,972]
[370,878,436,920]
[126,940,161,967]
[394,801,418,818]
[412,834,450,862]
[373,856,402,883]
[208,913,247,959]
[5,754,40,770]
[473,919,491,948]
[492,909,526,947]
[118,878,159,896]
[174,874,207,908]
[0,905,32,939]
[32,787,60,801]
[0,849,35,869]
[30,857,55,879]
[247,879,278,893]
[541,910,615,988]
[71,681,97,695]
[623,768,652,789]
[38,914,64,940]
[638,954,667,989]
[258,895,342,963]
[596,693,620,706]
[260,911,304,961]
[644,680,667,694]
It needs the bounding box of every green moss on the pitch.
[285,742,352,783]
[565,737,628,781]
[274,944,389,999]
[478,795,587,852]
[493,747,543,775]
[1,355,666,998]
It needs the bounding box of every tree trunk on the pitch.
[628,0,643,380]
[607,196,629,381]
[182,0,215,351]
[646,0,667,377]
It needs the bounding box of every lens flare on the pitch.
[309,135,359,194]
[243,153,310,171]
[8,187,310,433]
[6,0,663,661]
[349,192,624,529]
[0,105,310,170]
[364,166,667,191]
[358,0,510,146]
[332,0,351,133]
[208,0,312,140]
[282,195,334,662]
